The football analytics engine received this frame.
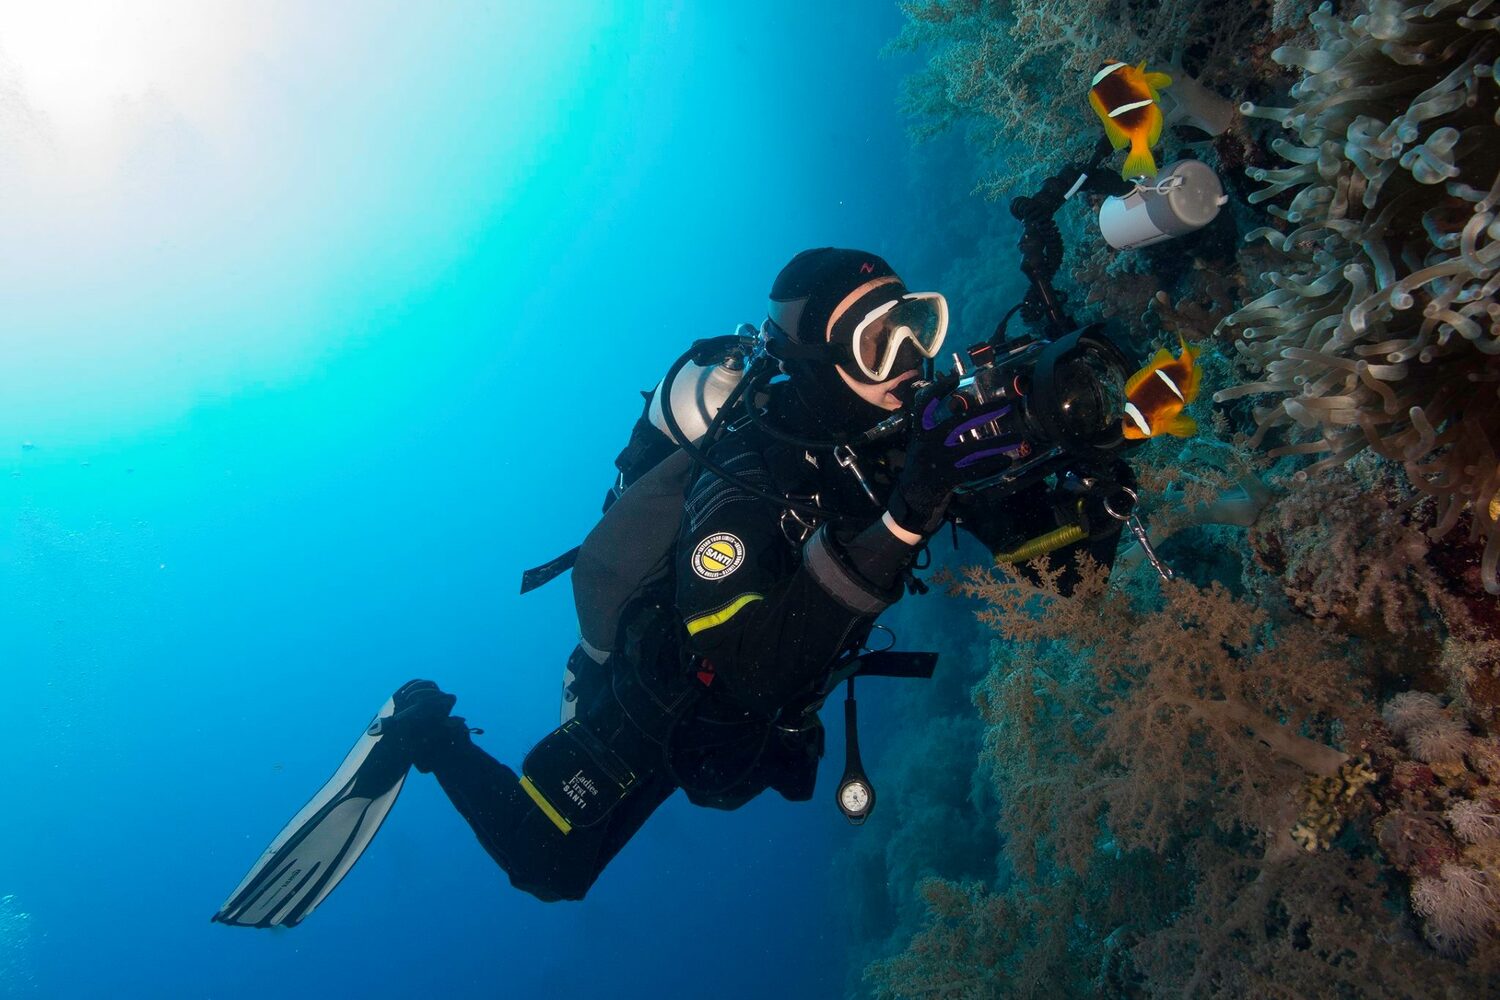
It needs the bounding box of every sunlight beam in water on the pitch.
[0,2,607,446]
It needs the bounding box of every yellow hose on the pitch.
[994,523,1087,564]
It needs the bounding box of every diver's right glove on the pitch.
[386,679,473,774]
[888,374,1019,536]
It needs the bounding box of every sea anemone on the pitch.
[1215,0,1500,594]
[1383,690,1448,738]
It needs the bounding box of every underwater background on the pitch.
[0,3,930,996]
[2,1,1498,998]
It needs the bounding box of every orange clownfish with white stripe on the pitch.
[1122,333,1201,440]
[1089,60,1173,180]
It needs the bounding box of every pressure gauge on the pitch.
[837,680,875,825]
[838,774,874,824]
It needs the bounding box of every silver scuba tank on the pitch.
[646,329,752,444]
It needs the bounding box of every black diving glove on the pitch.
[888,374,1021,536]
[386,679,473,774]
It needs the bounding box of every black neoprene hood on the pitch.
[766,247,910,433]
[768,248,898,340]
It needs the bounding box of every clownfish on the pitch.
[1122,333,1201,440]
[1089,60,1173,180]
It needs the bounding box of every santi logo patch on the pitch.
[692,533,745,580]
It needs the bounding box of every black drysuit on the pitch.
[423,401,1124,902]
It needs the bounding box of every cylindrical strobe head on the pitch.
[1098,159,1227,251]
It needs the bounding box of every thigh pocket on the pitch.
[521,720,640,833]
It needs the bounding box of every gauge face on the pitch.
[839,779,871,817]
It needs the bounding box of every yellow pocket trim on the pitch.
[685,593,764,636]
[519,775,572,835]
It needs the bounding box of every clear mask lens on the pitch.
[851,293,948,382]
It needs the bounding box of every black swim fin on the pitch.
[212,694,412,929]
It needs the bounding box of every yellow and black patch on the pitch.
[691,532,746,581]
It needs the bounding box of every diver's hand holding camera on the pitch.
[888,372,1020,536]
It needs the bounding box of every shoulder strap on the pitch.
[520,546,580,595]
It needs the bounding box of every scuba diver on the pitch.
[213,247,1144,926]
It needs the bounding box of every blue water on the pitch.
[0,4,942,997]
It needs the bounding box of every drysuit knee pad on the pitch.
[520,719,640,833]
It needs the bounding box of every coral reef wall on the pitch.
[853,1,1500,996]
[888,0,1262,198]
[863,551,1500,996]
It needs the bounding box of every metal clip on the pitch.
[833,444,879,506]
[779,495,822,545]
[1102,487,1174,582]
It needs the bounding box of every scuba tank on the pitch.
[647,334,751,445]
[519,327,761,600]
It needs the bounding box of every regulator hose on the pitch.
[656,338,839,522]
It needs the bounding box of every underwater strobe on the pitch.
[1098,160,1228,251]
[913,325,1135,500]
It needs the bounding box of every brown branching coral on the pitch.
[1068,231,1171,322]
[1152,269,1245,342]
[863,878,1024,1000]
[1247,462,1450,638]
[863,560,1500,997]
[1243,458,1500,720]
[952,558,1364,869]
[864,858,1179,1000]
[1213,0,1500,593]
[1128,845,1488,996]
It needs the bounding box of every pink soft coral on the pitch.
[1384,692,1473,765]
[1410,862,1500,955]
[1447,799,1500,847]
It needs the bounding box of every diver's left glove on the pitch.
[386,679,475,774]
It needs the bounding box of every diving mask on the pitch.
[846,292,949,383]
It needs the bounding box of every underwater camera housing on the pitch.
[924,324,1134,499]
